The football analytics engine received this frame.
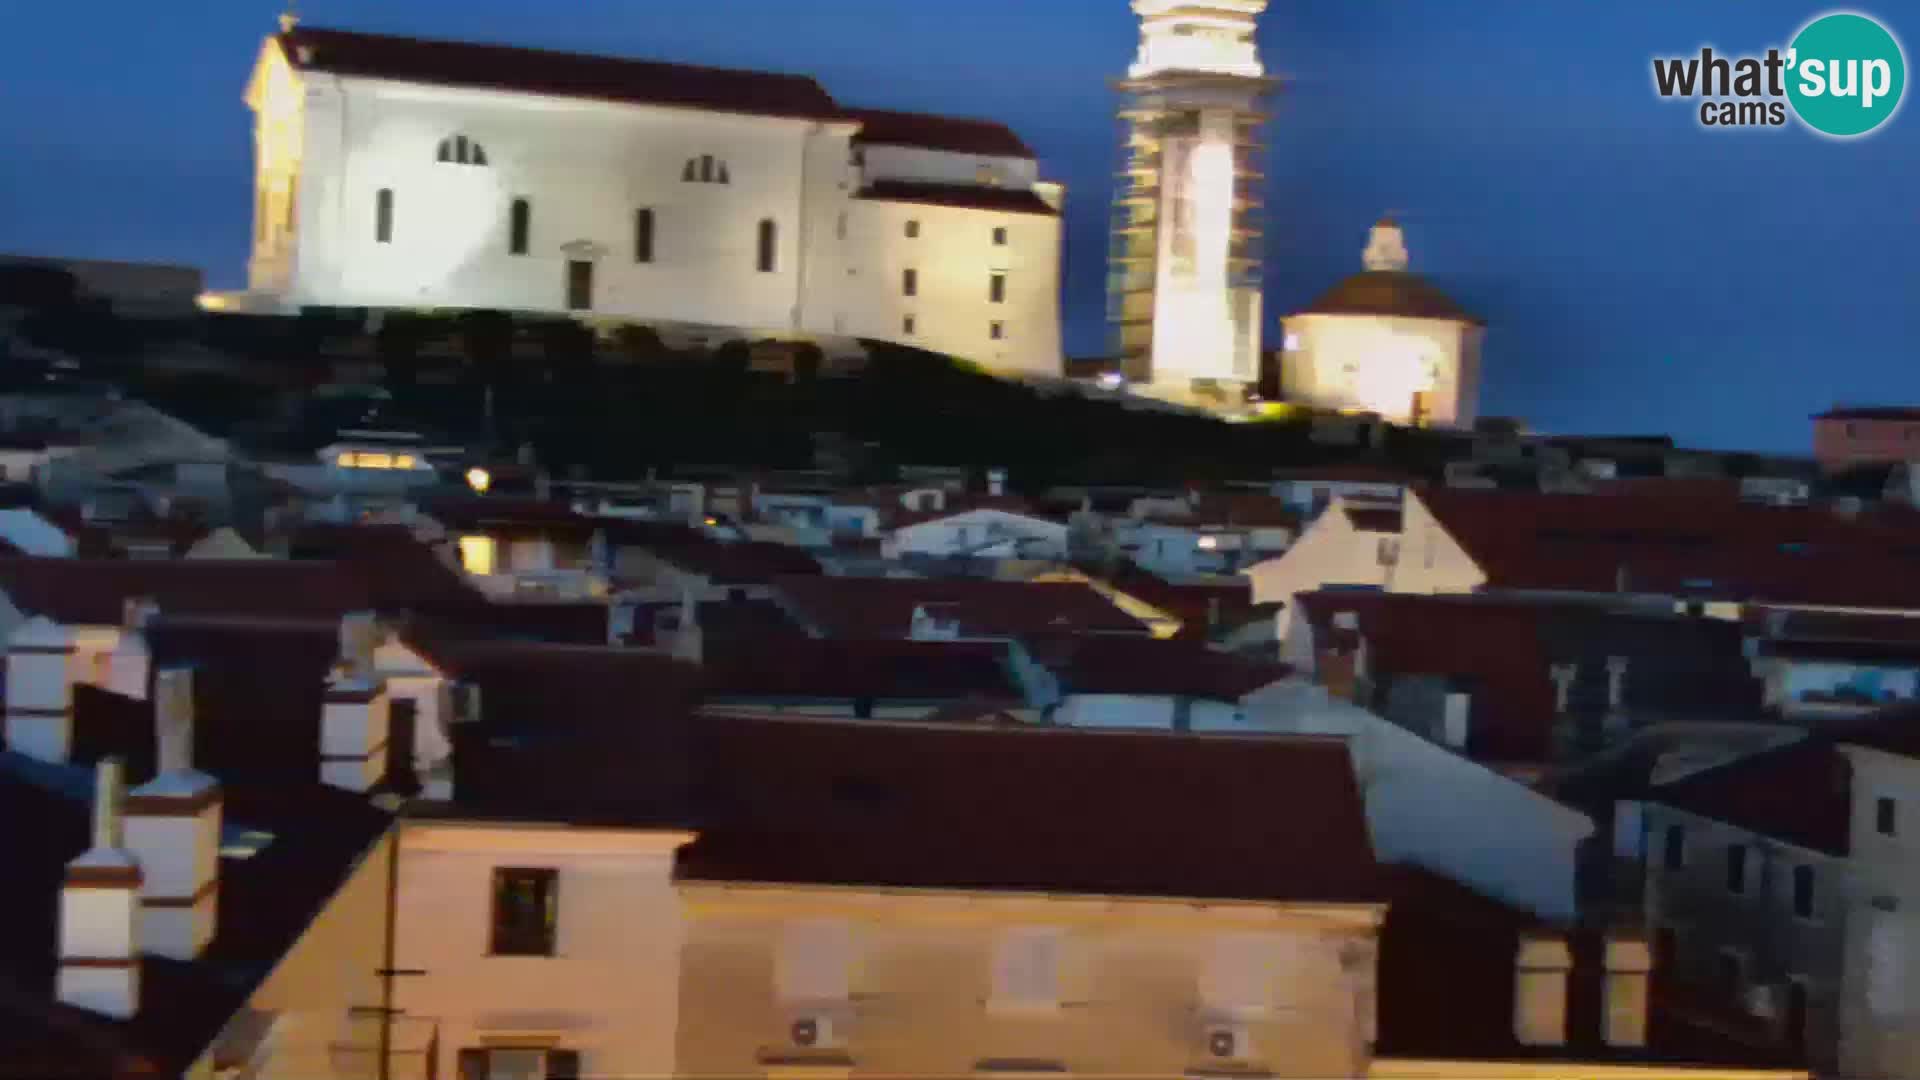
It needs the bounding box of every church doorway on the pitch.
[566,260,594,311]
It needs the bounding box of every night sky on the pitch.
[2,1,1915,451]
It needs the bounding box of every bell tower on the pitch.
[1109,0,1278,408]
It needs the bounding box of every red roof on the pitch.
[681,717,1384,904]
[0,749,391,1079]
[0,557,371,626]
[855,181,1059,217]
[641,539,822,585]
[279,26,849,122]
[771,575,1149,638]
[847,107,1035,158]
[702,638,1023,703]
[1815,406,1920,421]
[1420,488,1920,609]
[1026,634,1290,701]
[1652,737,1854,856]
[1095,562,1257,638]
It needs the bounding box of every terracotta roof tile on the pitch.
[680,718,1383,904]
[0,557,370,626]
[702,638,1023,703]
[1027,634,1290,701]
[1652,737,1853,856]
[771,575,1148,638]
[280,26,848,122]
[1295,270,1483,325]
[846,108,1035,158]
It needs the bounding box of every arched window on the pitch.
[634,208,655,264]
[509,198,530,255]
[437,134,488,166]
[684,155,731,184]
[756,218,777,273]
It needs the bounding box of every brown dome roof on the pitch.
[1295,270,1484,326]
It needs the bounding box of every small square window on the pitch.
[902,314,916,336]
[905,220,920,239]
[992,226,1009,246]
[990,321,1005,341]
[490,867,558,956]
[1726,845,1748,895]
[1880,796,1898,836]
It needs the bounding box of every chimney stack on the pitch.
[1513,931,1572,1047]
[57,758,142,1019]
[1603,932,1654,1048]
[1606,656,1630,711]
[124,668,221,960]
[6,615,76,762]
[1442,690,1471,749]
[322,612,391,791]
[987,468,1008,498]
[1550,663,1578,714]
[107,598,158,699]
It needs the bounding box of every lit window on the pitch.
[635,207,655,263]
[391,455,418,470]
[905,220,920,238]
[992,226,1009,246]
[435,134,488,166]
[458,535,497,576]
[990,272,1007,304]
[902,268,918,297]
[990,321,1005,341]
[509,198,531,255]
[757,219,778,273]
[375,188,393,244]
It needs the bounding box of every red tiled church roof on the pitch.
[279,26,849,122]
[846,107,1035,158]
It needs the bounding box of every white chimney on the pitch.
[57,758,142,1019]
[6,615,76,762]
[1550,663,1578,714]
[1514,932,1572,1047]
[1606,656,1629,711]
[668,588,704,665]
[1603,933,1654,1048]
[1442,691,1471,749]
[322,612,391,792]
[909,604,960,642]
[107,598,158,700]
[987,469,1008,498]
[124,668,221,960]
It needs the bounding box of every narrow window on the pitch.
[993,225,1009,246]
[375,188,393,244]
[1663,824,1685,870]
[509,198,530,255]
[682,159,698,182]
[1880,796,1898,836]
[471,144,487,167]
[717,161,731,184]
[1726,844,1748,894]
[905,219,920,239]
[285,183,298,233]
[700,155,715,183]
[634,208,655,263]
[902,315,916,336]
[454,135,469,163]
[990,272,1007,304]
[902,268,918,297]
[490,867,558,956]
[990,321,1006,341]
[756,218,777,273]
[1793,865,1816,918]
[437,139,452,163]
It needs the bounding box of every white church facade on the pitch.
[240,24,1064,377]
[1279,218,1486,429]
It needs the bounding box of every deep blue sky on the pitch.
[3,2,1916,451]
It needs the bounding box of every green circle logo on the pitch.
[1787,12,1907,137]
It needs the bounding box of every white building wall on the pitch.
[392,823,695,1080]
[884,510,1068,560]
[1244,501,1392,633]
[1385,492,1486,596]
[1837,745,1920,1079]
[841,196,1062,376]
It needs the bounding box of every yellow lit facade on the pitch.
[457,535,497,576]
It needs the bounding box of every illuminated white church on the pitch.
[1278,218,1485,428]
[237,21,1064,376]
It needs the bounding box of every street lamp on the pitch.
[465,467,492,495]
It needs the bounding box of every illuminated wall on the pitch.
[1111,1,1271,400]
[1279,314,1483,429]
[240,36,1065,379]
